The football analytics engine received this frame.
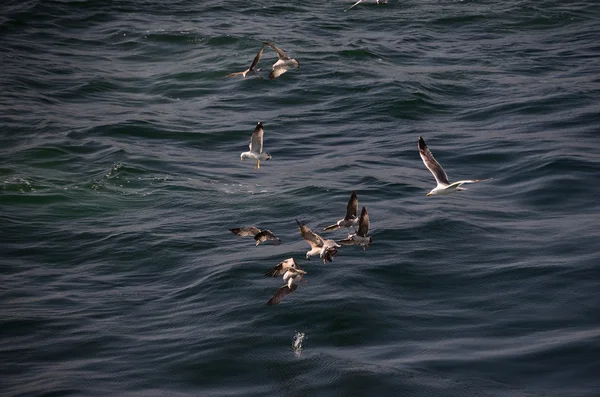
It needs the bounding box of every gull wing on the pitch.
[225,71,244,78]
[263,42,289,60]
[255,229,280,245]
[296,219,323,248]
[447,178,492,189]
[356,207,370,237]
[231,226,261,237]
[265,258,297,278]
[266,283,298,306]
[250,122,264,154]
[249,43,265,72]
[345,0,365,11]
[418,136,450,186]
[344,191,358,220]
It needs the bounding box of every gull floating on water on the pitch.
[323,191,359,237]
[345,0,388,12]
[266,258,307,305]
[338,206,373,250]
[240,122,271,170]
[419,136,490,196]
[263,42,299,80]
[225,43,265,78]
[230,226,281,246]
[296,219,339,263]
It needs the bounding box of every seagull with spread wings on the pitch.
[240,122,272,170]
[323,191,359,237]
[296,219,340,263]
[338,207,373,250]
[265,258,307,306]
[418,136,490,196]
[230,226,281,246]
[263,42,299,80]
[225,43,265,78]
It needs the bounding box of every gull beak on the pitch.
[426,193,431,197]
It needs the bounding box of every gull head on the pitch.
[264,153,272,161]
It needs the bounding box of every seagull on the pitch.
[418,136,490,196]
[338,206,373,250]
[225,43,265,78]
[345,0,388,12]
[240,122,271,170]
[296,219,340,263]
[264,258,300,277]
[266,261,307,306]
[263,42,299,80]
[323,191,359,237]
[230,226,281,246]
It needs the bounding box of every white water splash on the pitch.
[292,331,305,353]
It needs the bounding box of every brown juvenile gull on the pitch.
[263,42,300,80]
[225,43,265,78]
[323,191,359,237]
[418,136,490,196]
[296,219,340,263]
[230,226,280,246]
[266,260,307,306]
[338,207,373,250]
[240,122,271,170]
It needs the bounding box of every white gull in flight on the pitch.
[265,258,307,306]
[263,42,299,80]
[240,122,271,170]
[296,219,339,263]
[337,206,373,250]
[323,191,359,237]
[419,136,490,196]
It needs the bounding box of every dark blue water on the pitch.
[2,1,600,396]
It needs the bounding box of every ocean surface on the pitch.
[2,1,600,396]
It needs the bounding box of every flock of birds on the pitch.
[230,123,490,305]
[225,13,490,306]
[231,190,373,305]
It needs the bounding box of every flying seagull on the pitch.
[345,0,388,12]
[240,122,271,170]
[225,43,265,78]
[266,260,307,306]
[296,219,340,263]
[338,206,373,250]
[418,136,490,196]
[263,42,299,80]
[264,258,300,277]
[323,191,359,237]
[230,226,281,246]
